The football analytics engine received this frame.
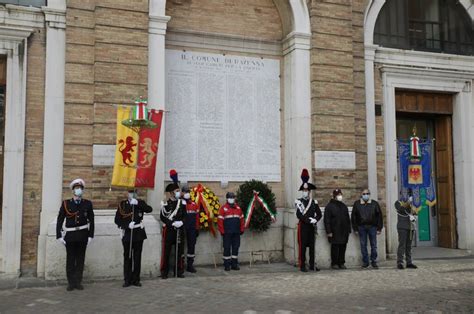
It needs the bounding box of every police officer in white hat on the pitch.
[56,178,95,291]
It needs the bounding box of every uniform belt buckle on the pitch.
[75,226,80,231]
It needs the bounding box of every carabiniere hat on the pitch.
[165,169,180,192]
[299,169,316,191]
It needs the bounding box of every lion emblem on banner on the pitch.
[139,137,157,168]
[118,136,137,166]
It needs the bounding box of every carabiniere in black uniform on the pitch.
[115,198,153,287]
[296,196,322,271]
[160,197,187,278]
[56,197,94,290]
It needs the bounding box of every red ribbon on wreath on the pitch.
[194,184,217,236]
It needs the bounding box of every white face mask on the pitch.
[408,196,413,203]
[302,191,309,198]
[227,198,235,205]
[184,193,190,200]
[174,191,181,199]
[336,195,343,202]
[74,188,83,197]
[128,192,136,199]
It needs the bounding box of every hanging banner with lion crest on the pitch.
[111,106,163,188]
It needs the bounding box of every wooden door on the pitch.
[435,116,457,248]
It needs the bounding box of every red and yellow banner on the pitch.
[111,106,163,188]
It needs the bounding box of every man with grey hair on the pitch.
[351,188,383,269]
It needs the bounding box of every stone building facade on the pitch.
[0,0,472,279]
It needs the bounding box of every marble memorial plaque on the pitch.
[165,50,281,182]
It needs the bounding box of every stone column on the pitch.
[147,0,169,209]
[282,32,312,207]
[37,1,66,278]
[364,46,378,198]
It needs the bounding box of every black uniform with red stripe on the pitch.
[184,199,200,271]
[56,198,95,288]
[218,203,244,270]
[114,199,153,286]
[295,197,322,271]
[160,198,187,277]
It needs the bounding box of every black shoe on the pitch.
[161,274,168,279]
[133,282,142,287]
[177,273,185,278]
[397,264,404,270]
[406,263,418,269]
[362,263,369,269]
[123,282,131,288]
[231,265,240,271]
[300,267,308,272]
[371,262,379,269]
[75,284,84,290]
[309,266,320,272]
[66,285,74,291]
[339,265,347,270]
[331,265,339,270]
[187,266,197,273]
[224,266,231,271]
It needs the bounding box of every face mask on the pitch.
[228,198,235,205]
[408,196,413,203]
[336,195,343,202]
[184,193,190,200]
[74,188,83,197]
[175,191,181,199]
[362,194,370,202]
[302,191,309,198]
[128,192,136,199]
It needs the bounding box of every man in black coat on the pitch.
[115,189,153,287]
[56,178,94,291]
[160,182,187,279]
[295,169,322,272]
[324,189,351,270]
[351,188,383,269]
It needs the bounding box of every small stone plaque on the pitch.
[93,145,116,166]
[314,151,356,170]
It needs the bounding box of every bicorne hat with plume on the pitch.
[165,169,180,192]
[299,168,316,191]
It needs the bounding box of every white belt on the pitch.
[131,222,144,229]
[64,223,89,232]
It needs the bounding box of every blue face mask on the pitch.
[74,188,83,197]
[362,194,370,202]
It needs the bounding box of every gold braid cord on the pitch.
[118,201,133,218]
[63,200,78,219]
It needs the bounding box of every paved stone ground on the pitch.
[0,258,473,313]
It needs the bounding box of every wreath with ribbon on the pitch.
[236,180,277,233]
[190,183,220,236]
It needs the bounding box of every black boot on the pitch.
[187,258,197,273]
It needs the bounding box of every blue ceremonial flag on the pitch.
[398,140,436,208]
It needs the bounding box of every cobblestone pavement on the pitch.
[0,258,473,313]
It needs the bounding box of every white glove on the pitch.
[87,237,92,245]
[129,221,135,229]
[172,221,183,228]
[129,198,138,205]
[309,218,317,224]
[57,238,66,246]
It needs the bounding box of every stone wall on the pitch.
[63,0,149,209]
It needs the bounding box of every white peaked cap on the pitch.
[70,178,85,190]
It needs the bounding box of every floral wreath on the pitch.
[190,184,220,236]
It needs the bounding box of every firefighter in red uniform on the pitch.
[218,192,245,271]
[182,186,200,273]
